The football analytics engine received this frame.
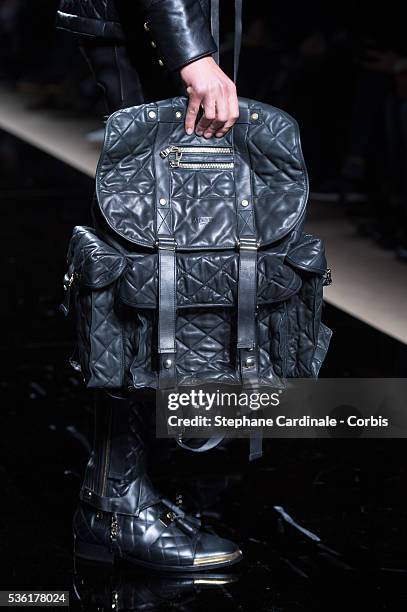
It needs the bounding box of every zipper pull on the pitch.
[160,146,176,158]
[323,268,332,286]
[64,271,75,291]
[170,150,183,168]
[60,271,75,317]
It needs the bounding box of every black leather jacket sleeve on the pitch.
[139,0,217,71]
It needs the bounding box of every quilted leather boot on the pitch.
[73,392,243,571]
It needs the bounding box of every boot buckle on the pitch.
[159,510,177,527]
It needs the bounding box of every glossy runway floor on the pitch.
[1,129,407,610]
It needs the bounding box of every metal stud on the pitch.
[143,21,150,31]
[244,357,255,368]
[148,110,156,119]
[241,199,249,207]
[251,112,259,120]
[159,197,167,206]
[175,111,182,119]
[163,358,172,369]
[158,59,164,67]
[150,41,157,48]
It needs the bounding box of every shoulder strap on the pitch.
[210,0,242,82]
[210,0,220,66]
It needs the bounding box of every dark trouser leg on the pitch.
[78,40,144,114]
[76,37,154,512]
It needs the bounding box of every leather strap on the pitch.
[249,433,263,462]
[81,479,161,516]
[233,120,259,388]
[176,434,225,453]
[152,116,178,390]
[142,511,176,547]
[158,238,177,389]
[210,0,242,83]
[109,503,198,562]
[238,241,260,387]
[210,0,220,66]
[233,0,243,82]
[162,498,201,534]
[237,240,257,351]
[142,504,200,548]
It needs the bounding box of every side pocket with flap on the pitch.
[284,233,333,377]
[64,226,128,389]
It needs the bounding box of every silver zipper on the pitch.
[63,271,75,292]
[110,515,119,542]
[160,145,234,169]
[323,268,332,286]
[160,146,233,157]
[172,161,234,169]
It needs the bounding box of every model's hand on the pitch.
[179,56,239,138]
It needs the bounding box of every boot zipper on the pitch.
[160,145,234,169]
[101,407,112,497]
[110,514,119,542]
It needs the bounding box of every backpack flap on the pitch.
[67,226,127,289]
[285,233,327,275]
[96,96,308,250]
[61,226,127,317]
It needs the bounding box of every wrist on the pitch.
[179,54,216,77]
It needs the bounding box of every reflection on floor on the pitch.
[1,131,407,610]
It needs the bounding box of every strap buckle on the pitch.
[157,237,176,251]
[237,237,258,251]
[159,510,177,527]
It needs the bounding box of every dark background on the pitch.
[0,1,407,610]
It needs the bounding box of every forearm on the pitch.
[139,0,217,71]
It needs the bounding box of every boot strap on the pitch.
[81,479,160,516]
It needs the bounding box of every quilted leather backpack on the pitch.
[61,0,332,393]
